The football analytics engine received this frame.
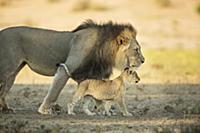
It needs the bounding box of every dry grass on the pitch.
[0,0,12,7]
[155,0,171,7]
[139,48,200,84]
[72,0,109,12]
[196,3,200,16]
[23,19,36,26]
[47,0,61,3]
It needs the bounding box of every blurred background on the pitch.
[0,0,200,84]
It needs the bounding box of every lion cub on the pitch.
[67,68,140,116]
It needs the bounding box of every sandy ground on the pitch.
[0,84,200,132]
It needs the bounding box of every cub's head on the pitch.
[124,67,140,84]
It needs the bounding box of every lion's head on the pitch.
[111,26,145,79]
[71,20,145,81]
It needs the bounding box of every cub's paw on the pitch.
[68,111,76,115]
[87,112,96,116]
[123,112,133,117]
[84,109,96,116]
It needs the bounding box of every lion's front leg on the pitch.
[38,66,69,114]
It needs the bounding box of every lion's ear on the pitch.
[117,35,125,45]
[117,35,130,45]
[117,35,130,51]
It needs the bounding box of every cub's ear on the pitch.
[124,67,129,72]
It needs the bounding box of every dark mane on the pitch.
[72,19,136,38]
[71,20,136,82]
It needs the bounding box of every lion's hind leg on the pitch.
[0,75,16,113]
[0,81,8,112]
[0,61,25,113]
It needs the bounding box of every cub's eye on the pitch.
[129,70,132,74]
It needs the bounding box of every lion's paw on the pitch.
[38,106,51,115]
[38,104,62,115]
[84,110,96,116]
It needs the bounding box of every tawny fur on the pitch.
[68,68,140,116]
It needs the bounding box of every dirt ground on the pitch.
[0,84,200,133]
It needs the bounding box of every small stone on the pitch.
[164,105,175,113]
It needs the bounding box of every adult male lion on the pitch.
[0,20,145,114]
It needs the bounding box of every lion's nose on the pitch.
[141,60,144,63]
[135,80,139,83]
